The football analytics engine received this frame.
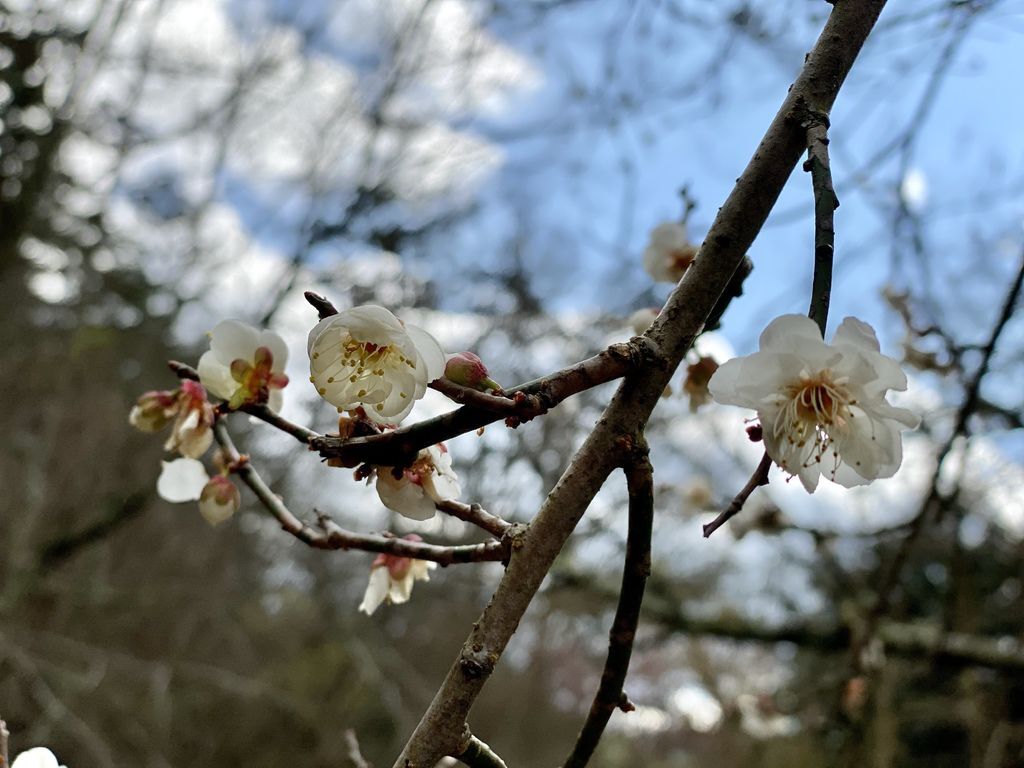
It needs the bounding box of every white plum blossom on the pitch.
[197,320,289,411]
[358,539,436,615]
[128,381,215,458]
[307,305,445,424]
[643,221,698,283]
[11,747,68,768]
[708,314,919,492]
[376,444,461,521]
[156,458,241,525]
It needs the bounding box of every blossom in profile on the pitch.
[129,382,215,458]
[708,314,919,492]
[308,305,445,424]
[11,747,68,768]
[198,320,289,411]
[643,221,698,283]
[358,536,436,615]
[444,351,500,392]
[375,444,460,521]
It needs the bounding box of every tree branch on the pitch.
[701,452,772,539]
[436,500,512,540]
[563,439,653,768]
[213,421,505,565]
[395,3,889,763]
[454,731,508,768]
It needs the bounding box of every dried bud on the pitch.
[444,351,500,392]
[198,475,241,526]
[683,355,719,412]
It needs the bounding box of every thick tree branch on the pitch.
[395,3,889,764]
[213,421,505,565]
[563,440,653,768]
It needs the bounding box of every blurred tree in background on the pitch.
[2,1,1023,766]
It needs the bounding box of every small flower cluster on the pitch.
[130,303,504,615]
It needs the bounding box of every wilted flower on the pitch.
[643,221,698,283]
[708,314,919,492]
[683,355,719,413]
[11,747,68,768]
[129,389,178,432]
[358,536,436,615]
[375,444,460,521]
[628,307,660,335]
[444,351,500,392]
[308,305,445,424]
[198,474,242,526]
[198,320,289,411]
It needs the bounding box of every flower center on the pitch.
[773,369,853,468]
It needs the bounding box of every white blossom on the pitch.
[129,381,214,458]
[11,747,68,768]
[307,305,445,424]
[642,221,698,283]
[358,544,436,615]
[198,475,242,526]
[708,314,919,492]
[375,444,461,520]
[628,307,660,335]
[197,320,289,411]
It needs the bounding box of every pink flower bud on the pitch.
[444,352,500,392]
[198,475,241,526]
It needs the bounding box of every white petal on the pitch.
[210,320,260,364]
[157,459,209,502]
[267,389,284,413]
[410,560,436,581]
[388,572,415,603]
[406,323,446,382]
[11,748,61,768]
[199,497,235,526]
[758,314,823,351]
[257,329,289,371]
[358,566,391,615]
[833,316,880,352]
[376,472,437,520]
[197,350,239,402]
[649,221,688,250]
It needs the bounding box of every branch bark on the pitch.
[563,439,653,768]
[395,2,889,764]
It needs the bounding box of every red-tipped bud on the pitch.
[444,352,500,392]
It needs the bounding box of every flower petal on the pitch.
[376,472,437,520]
[406,323,446,383]
[197,350,239,402]
[210,320,260,365]
[358,566,391,615]
[156,458,209,502]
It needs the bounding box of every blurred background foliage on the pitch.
[1,0,1024,766]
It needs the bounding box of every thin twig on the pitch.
[312,342,639,467]
[436,500,512,539]
[802,105,838,334]
[344,729,372,768]
[429,379,537,416]
[213,421,504,565]
[702,452,772,538]
[454,730,508,768]
[563,439,653,768]
[305,290,339,320]
[704,104,838,538]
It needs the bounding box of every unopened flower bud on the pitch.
[198,475,241,526]
[444,352,500,392]
[129,390,179,432]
